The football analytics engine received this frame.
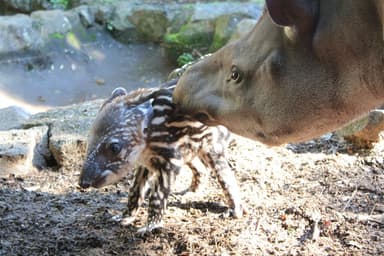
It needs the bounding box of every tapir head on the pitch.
[173,0,383,145]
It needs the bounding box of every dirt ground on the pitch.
[1,133,383,256]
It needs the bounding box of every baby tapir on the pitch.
[79,83,246,232]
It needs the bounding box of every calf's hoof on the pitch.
[121,216,136,226]
[137,221,163,235]
[227,204,248,219]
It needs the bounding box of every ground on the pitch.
[1,133,383,255]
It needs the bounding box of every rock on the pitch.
[191,2,260,22]
[0,0,50,14]
[336,110,384,148]
[0,99,104,173]
[0,106,31,131]
[48,115,94,170]
[229,18,258,42]
[0,126,50,177]
[107,3,169,43]
[166,4,194,34]
[31,9,80,40]
[73,5,95,28]
[106,2,139,43]
[31,8,96,49]
[0,1,263,61]
[162,2,261,63]
[129,5,168,42]
[68,0,89,9]
[0,14,43,55]
[163,20,215,62]
[210,14,250,52]
[93,4,114,25]
[24,99,103,169]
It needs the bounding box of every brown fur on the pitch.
[173,0,384,145]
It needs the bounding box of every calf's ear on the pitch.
[99,87,128,111]
[111,87,128,98]
[266,0,318,33]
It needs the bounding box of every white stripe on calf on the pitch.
[153,105,173,111]
[151,116,166,125]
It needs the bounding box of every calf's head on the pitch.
[173,0,383,145]
[79,88,148,189]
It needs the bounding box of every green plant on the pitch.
[106,22,114,32]
[50,32,65,39]
[101,0,116,4]
[49,0,69,9]
[177,52,194,67]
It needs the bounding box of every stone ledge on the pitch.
[0,126,49,177]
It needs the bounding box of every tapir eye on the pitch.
[109,142,122,154]
[230,66,243,83]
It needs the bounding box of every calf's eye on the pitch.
[230,66,243,83]
[109,142,122,154]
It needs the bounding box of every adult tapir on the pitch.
[173,0,384,145]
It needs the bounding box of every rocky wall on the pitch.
[0,1,263,64]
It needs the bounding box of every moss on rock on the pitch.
[163,20,214,63]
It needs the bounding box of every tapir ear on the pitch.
[99,87,128,112]
[266,0,318,33]
[111,87,127,98]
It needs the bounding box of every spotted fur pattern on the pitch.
[79,81,246,232]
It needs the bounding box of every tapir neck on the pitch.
[314,0,384,99]
[374,0,384,40]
